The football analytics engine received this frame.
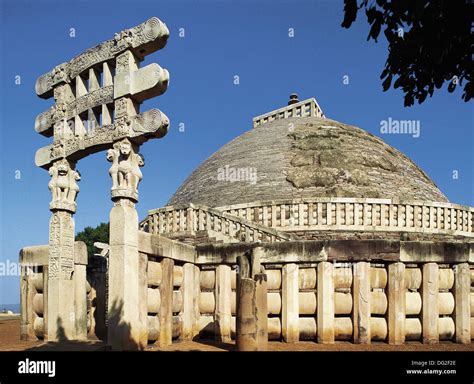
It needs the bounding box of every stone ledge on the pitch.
[137,231,195,263]
[400,241,470,263]
[196,239,474,265]
[19,241,88,266]
[327,240,400,261]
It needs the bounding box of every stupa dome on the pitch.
[169,96,447,207]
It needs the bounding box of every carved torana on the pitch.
[32,16,170,346]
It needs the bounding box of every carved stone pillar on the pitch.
[107,137,146,350]
[47,159,82,341]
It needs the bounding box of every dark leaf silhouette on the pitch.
[382,74,392,91]
[341,0,472,105]
[341,0,358,28]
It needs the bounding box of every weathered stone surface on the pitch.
[215,265,231,342]
[199,292,215,314]
[406,292,422,315]
[439,268,454,290]
[159,258,174,347]
[267,292,282,315]
[334,317,352,340]
[19,241,87,266]
[370,267,387,289]
[268,317,282,340]
[138,231,195,263]
[147,287,161,313]
[317,262,334,343]
[74,264,88,340]
[299,268,317,289]
[33,293,44,316]
[107,203,142,350]
[282,264,299,343]
[439,317,455,340]
[299,292,317,314]
[192,265,201,337]
[405,318,422,341]
[422,263,439,344]
[353,262,370,344]
[370,318,387,341]
[454,263,470,344]
[180,263,196,341]
[20,267,40,340]
[267,269,281,290]
[388,263,405,344]
[147,261,162,287]
[328,240,400,261]
[200,270,215,289]
[138,253,148,348]
[86,256,107,341]
[405,267,422,290]
[236,278,257,351]
[371,291,387,315]
[255,273,268,350]
[401,241,470,263]
[334,292,352,315]
[168,117,447,207]
[299,317,317,340]
[172,265,184,287]
[194,239,426,265]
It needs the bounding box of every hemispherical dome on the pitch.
[168,117,447,207]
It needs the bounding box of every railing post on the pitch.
[388,262,406,344]
[317,261,334,344]
[454,263,470,344]
[215,265,232,343]
[282,263,299,343]
[422,263,439,344]
[159,258,174,347]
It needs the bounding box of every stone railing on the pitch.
[140,203,294,242]
[214,198,474,238]
[252,97,325,128]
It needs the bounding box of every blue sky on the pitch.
[0,0,472,304]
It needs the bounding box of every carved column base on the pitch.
[111,188,138,203]
[49,201,77,213]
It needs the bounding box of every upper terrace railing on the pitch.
[215,198,474,238]
[252,97,325,128]
[142,198,473,239]
[140,203,294,243]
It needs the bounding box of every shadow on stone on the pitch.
[108,298,140,351]
[25,316,107,351]
[189,337,235,352]
[56,317,68,342]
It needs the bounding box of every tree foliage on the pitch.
[76,222,109,257]
[342,0,473,106]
